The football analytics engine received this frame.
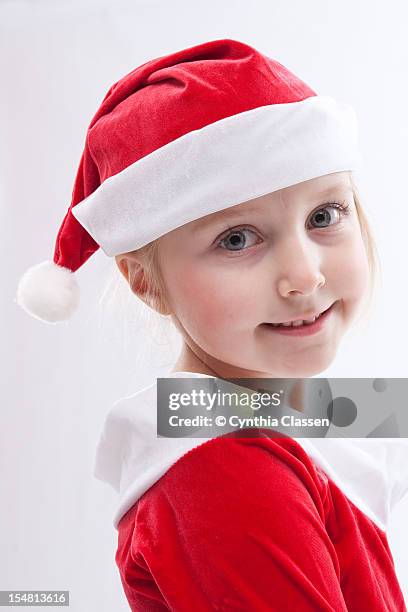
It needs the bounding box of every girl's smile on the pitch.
[259,300,337,337]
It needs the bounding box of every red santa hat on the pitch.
[16,37,362,324]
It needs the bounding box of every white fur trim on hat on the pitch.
[15,260,80,324]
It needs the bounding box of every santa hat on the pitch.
[16,37,362,324]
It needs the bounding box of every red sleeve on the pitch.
[116,433,348,611]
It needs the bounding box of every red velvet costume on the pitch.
[94,373,408,610]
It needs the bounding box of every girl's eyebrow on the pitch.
[192,183,352,234]
[192,208,253,234]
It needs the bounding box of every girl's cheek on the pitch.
[168,267,220,324]
[342,238,370,293]
[178,268,243,328]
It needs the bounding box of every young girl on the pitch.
[16,38,407,610]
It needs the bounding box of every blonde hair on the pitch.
[348,173,382,325]
[99,171,381,346]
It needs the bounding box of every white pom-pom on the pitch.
[15,260,80,324]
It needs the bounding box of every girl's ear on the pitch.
[114,253,170,316]
[114,254,149,298]
[115,254,129,282]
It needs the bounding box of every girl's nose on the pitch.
[276,239,326,297]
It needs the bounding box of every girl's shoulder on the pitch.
[116,431,407,612]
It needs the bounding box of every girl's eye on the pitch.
[218,228,260,252]
[309,201,351,229]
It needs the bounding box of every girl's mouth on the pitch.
[260,302,336,337]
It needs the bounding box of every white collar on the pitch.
[94,371,408,531]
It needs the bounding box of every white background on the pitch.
[2,0,408,610]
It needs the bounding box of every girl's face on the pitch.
[157,171,370,378]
